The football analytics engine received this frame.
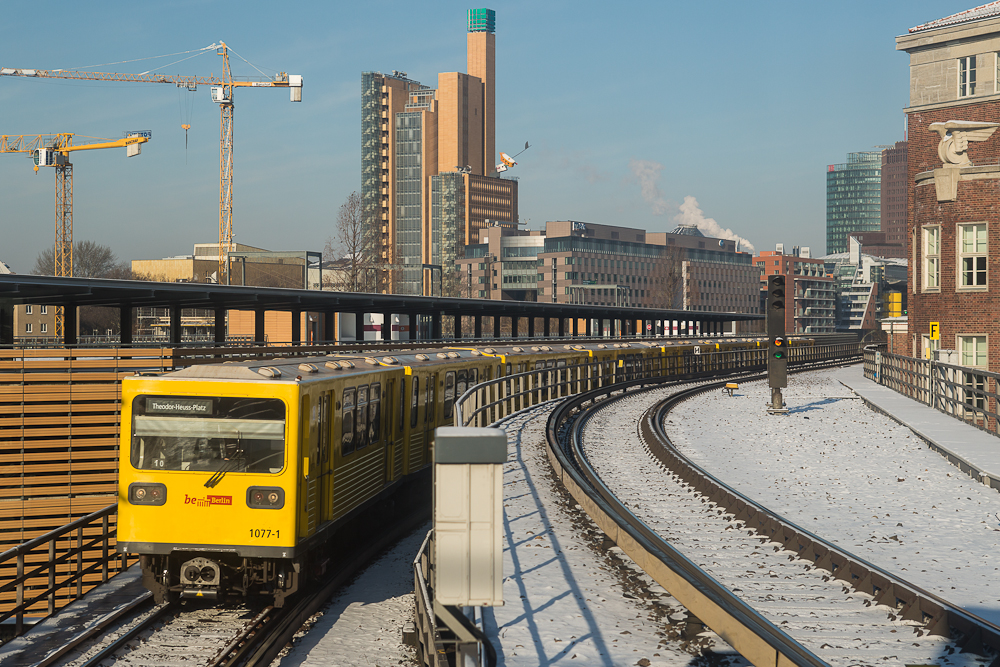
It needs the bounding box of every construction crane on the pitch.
[0,42,303,282]
[0,132,150,335]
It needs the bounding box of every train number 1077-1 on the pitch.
[250,529,278,539]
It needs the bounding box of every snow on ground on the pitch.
[487,406,749,666]
[664,370,1000,625]
[273,527,425,667]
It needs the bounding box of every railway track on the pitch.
[546,368,1000,666]
[23,494,429,667]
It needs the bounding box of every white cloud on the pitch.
[628,158,669,215]
[673,195,756,254]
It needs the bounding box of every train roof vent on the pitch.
[382,356,400,365]
[482,347,496,355]
[298,363,318,373]
[620,343,631,348]
[415,354,430,361]
[446,351,460,359]
[324,361,343,371]
[339,360,355,369]
[436,352,449,359]
[364,357,380,365]
[470,350,482,356]
[512,346,523,353]
[572,345,585,351]
[540,345,552,351]
[563,344,574,350]
[597,344,607,349]
[257,367,281,378]
[531,346,540,352]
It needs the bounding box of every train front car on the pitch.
[118,367,301,605]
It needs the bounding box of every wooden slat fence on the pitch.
[0,347,173,615]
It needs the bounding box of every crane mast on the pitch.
[0,132,150,336]
[1,43,302,283]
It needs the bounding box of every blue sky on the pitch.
[0,1,978,273]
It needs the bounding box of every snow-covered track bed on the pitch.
[59,601,274,667]
[547,374,998,666]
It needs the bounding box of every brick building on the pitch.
[897,4,1000,372]
[754,248,836,334]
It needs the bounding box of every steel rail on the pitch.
[642,377,1000,661]
[545,375,830,667]
[72,598,171,667]
[228,498,431,667]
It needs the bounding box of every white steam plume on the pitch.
[674,196,755,254]
[628,158,669,215]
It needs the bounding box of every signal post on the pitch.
[766,275,789,414]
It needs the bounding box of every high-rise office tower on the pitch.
[826,149,885,254]
[361,8,517,295]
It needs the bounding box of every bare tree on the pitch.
[648,244,685,309]
[31,240,130,278]
[31,240,143,334]
[324,191,380,292]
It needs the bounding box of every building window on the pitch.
[40,323,48,333]
[923,226,940,290]
[960,335,987,368]
[959,223,987,288]
[40,305,47,314]
[959,334,988,412]
[959,56,976,97]
[25,305,32,314]
[25,323,32,333]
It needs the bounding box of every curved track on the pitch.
[546,368,1000,666]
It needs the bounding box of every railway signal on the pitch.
[766,274,788,413]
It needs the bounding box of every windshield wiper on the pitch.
[204,456,245,488]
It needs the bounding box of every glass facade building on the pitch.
[395,112,424,294]
[826,150,885,255]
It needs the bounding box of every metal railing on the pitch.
[456,342,863,427]
[865,346,1000,438]
[0,504,135,638]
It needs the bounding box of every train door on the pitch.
[406,374,422,474]
[443,371,456,425]
[455,370,467,425]
[301,395,320,538]
[424,373,437,463]
[383,379,394,485]
[319,392,332,523]
[394,377,405,479]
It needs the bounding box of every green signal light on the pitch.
[774,351,785,359]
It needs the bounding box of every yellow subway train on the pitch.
[117,336,808,605]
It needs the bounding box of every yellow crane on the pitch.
[0,132,150,335]
[0,43,303,282]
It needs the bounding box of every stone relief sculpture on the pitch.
[929,120,999,167]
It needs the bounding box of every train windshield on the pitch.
[130,396,286,473]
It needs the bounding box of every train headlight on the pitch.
[247,486,284,509]
[128,482,167,506]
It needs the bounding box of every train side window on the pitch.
[470,368,478,385]
[369,383,381,443]
[443,371,456,419]
[456,370,468,401]
[355,385,369,450]
[505,363,511,377]
[534,361,543,370]
[342,388,356,456]
[410,377,420,427]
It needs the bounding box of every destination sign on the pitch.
[146,397,213,416]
